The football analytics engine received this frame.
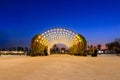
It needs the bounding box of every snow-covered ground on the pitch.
[0,54,120,80]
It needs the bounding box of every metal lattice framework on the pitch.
[41,28,76,48]
[31,28,87,56]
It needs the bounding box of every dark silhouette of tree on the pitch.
[53,44,57,48]
[106,43,113,51]
[2,48,5,51]
[17,47,24,51]
[97,44,101,50]
[106,38,120,54]
[25,47,29,52]
[52,44,60,54]
[87,46,90,49]
[13,47,16,51]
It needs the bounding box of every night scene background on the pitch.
[0,0,120,48]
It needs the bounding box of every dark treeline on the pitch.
[50,44,67,54]
[0,47,29,52]
[106,38,120,54]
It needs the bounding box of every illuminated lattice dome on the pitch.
[30,28,87,56]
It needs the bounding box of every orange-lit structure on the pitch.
[31,28,86,56]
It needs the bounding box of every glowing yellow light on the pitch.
[36,40,38,42]
[79,40,82,42]
[38,36,41,38]
[43,36,45,38]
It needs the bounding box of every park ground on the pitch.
[0,54,120,80]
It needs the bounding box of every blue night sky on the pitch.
[0,0,120,48]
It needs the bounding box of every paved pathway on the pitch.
[0,54,120,80]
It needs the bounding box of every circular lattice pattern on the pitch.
[31,28,87,56]
[41,28,76,43]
